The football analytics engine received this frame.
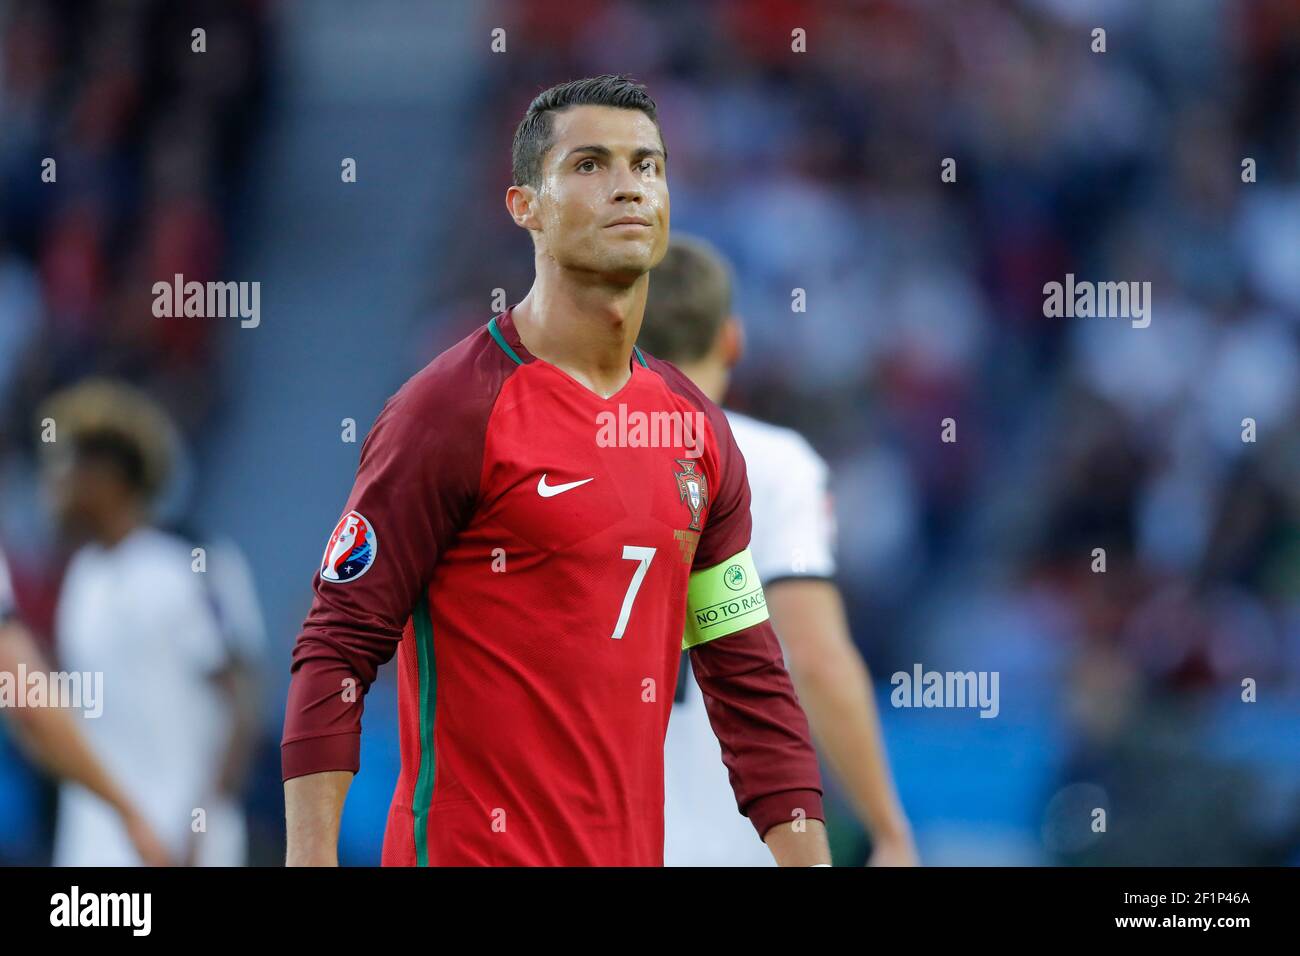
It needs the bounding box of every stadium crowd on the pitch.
[1,0,1297,864]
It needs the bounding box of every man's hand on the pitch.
[284,770,353,866]
[121,808,174,867]
[867,827,919,867]
[2,621,177,866]
[763,817,831,866]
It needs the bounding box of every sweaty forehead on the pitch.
[547,105,663,160]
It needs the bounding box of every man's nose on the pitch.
[612,165,646,202]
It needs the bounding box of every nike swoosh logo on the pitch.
[537,474,596,498]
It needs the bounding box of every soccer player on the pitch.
[282,75,830,866]
[38,380,260,866]
[0,545,171,865]
[641,236,918,867]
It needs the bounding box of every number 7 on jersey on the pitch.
[610,545,656,639]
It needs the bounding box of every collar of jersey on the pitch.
[488,307,649,370]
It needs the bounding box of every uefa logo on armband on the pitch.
[320,510,378,583]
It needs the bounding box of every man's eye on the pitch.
[639,160,657,174]
[578,159,597,172]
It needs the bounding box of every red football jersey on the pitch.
[282,307,823,865]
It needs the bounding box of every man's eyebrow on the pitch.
[562,144,666,163]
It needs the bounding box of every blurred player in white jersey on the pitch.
[37,380,262,866]
[0,543,170,864]
[641,236,917,866]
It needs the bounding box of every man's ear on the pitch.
[718,315,744,370]
[505,184,540,232]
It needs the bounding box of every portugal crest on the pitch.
[674,459,709,532]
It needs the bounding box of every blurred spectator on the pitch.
[36,379,262,866]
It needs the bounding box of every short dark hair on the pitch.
[511,74,665,188]
[38,379,177,500]
[74,431,151,494]
[638,235,733,364]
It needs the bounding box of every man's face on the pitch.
[42,450,120,542]
[527,105,670,281]
[43,450,91,539]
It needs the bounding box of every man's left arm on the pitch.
[683,398,829,866]
[172,565,259,865]
[688,610,830,865]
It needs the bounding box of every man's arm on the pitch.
[205,541,269,803]
[0,622,172,865]
[766,579,917,865]
[281,390,460,864]
[689,613,831,866]
[176,656,261,868]
[648,354,830,865]
[285,770,352,866]
[281,337,501,865]
[212,658,261,799]
[764,816,831,865]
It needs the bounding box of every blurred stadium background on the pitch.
[1,0,1299,866]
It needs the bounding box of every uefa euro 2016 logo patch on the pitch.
[321,510,377,583]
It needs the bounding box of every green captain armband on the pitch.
[681,548,769,650]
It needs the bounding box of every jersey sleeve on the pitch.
[754,438,837,583]
[688,616,825,838]
[692,410,824,838]
[691,401,751,572]
[204,538,268,662]
[281,337,501,781]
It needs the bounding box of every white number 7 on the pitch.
[611,545,656,639]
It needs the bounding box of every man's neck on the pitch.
[93,506,145,550]
[675,359,728,405]
[511,269,648,399]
